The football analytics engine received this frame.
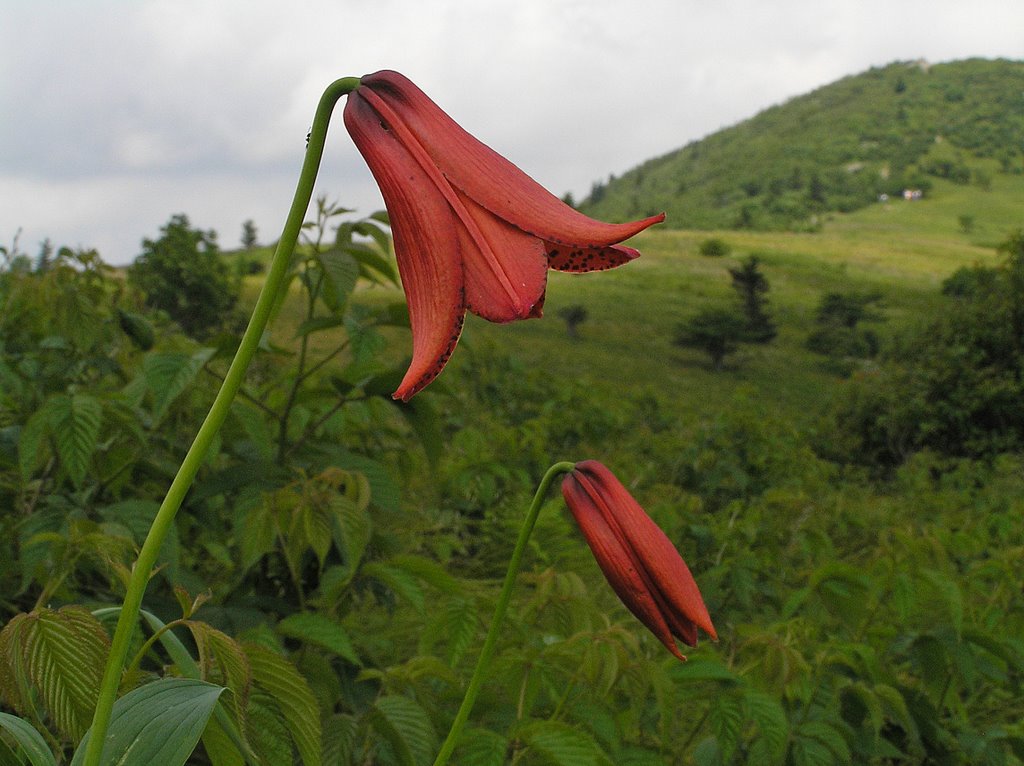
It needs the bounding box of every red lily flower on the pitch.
[561,460,716,660]
[343,71,665,400]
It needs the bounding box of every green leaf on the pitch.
[743,688,788,763]
[116,309,155,351]
[128,610,255,766]
[185,622,252,713]
[99,500,180,581]
[455,727,508,766]
[275,613,361,667]
[518,719,610,766]
[70,679,225,766]
[394,394,443,467]
[50,393,102,488]
[17,406,51,480]
[317,247,359,311]
[0,712,56,766]
[244,643,322,766]
[198,714,245,766]
[143,348,216,422]
[796,721,851,764]
[667,657,738,684]
[294,315,347,338]
[322,713,358,766]
[369,695,437,766]
[360,562,424,612]
[1,607,110,742]
[348,242,398,285]
[709,695,744,763]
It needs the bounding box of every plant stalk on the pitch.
[80,76,360,766]
[431,461,576,766]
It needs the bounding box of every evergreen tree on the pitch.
[674,308,747,370]
[729,256,776,342]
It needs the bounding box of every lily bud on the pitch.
[562,460,716,660]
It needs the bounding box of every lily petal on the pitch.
[344,92,465,400]
[357,71,666,246]
[545,242,641,273]
[454,189,549,322]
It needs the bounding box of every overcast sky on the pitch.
[2,0,1022,264]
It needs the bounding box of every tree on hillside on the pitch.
[241,219,259,250]
[129,214,238,338]
[557,304,588,341]
[674,308,748,370]
[827,229,1024,468]
[729,256,776,342]
[806,291,883,369]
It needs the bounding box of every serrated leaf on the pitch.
[668,657,738,684]
[0,712,56,766]
[361,562,424,612]
[322,713,358,766]
[50,393,102,488]
[797,721,851,763]
[276,613,360,667]
[743,688,788,763]
[442,598,478,667]
[17,406,51,480]
[455,727,508,766]
[2,607,109,742]
[70,679,225,766]
[245,643,322,766]
[370,695,437,766]
[143,348,216,422]
[709,695,744,763]
[520,720,611,766]
[186,622,252,714]
[116,309,155,350]
[99,500,180,581]
[332,502,372,586]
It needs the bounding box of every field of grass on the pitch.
[446,174,1014,427]
[244,171,1017,437]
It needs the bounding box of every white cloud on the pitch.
[2,0,1022,262]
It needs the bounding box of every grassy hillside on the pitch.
[580,58,1024,232]
[374,170,1013,438]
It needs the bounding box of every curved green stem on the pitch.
[80,76,360,766]
[432,461,576,766]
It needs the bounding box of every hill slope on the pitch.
[580,58,1024,231]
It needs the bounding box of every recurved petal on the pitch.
[545,241,641,273]
[358,70,665,247]
[563,473,687,660]
[344,89,465,401]
[573,461,717,642]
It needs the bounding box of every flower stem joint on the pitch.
[561,460,716,660]
[344,71,665,400]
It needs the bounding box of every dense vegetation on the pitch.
[3,59,1024,765]
[581,58,1024,231]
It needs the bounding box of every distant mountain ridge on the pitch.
[580,58,1024,231]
